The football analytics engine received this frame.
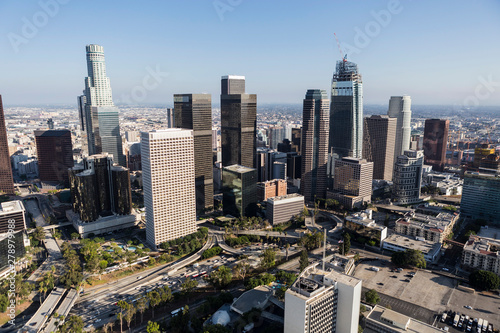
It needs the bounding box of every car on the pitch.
[95,319,101,323]
[464,305,472,309]
[403,279,410,282]
[391,275,397,278]
[442,267,449,271]
[377,282,384,286]
[137,276,143,279]
[30,322,37,326]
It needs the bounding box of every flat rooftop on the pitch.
[366,305,442,333]
[464,235,500,255]
[267,193,304,203]
[224,164,256,173]
[0,200,24,214]
[383,234,441,255]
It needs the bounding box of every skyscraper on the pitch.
[166,108,174,128]
[461,172,500,224]
[392,150,424,204]
[142,129,197,248]
[329,60,363,159]
[363,115,396,181]
[222,164,257,218]
[174,94,214,211]
[80,44,125,166]
[221,75,257,168]
[35,130,74,187]
[388,96,412,162]
[301,90,329,202]
[423,119,450,171]
[0,96,14,195]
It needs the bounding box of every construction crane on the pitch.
[334,33,347,62]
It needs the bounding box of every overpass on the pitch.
[19,287,67,333]
[42,289,78,333]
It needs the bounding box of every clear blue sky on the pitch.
[1,0,499,107]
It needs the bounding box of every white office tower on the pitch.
[392,150,424,205]
[284,262,362,333]
[142,129,197,249]
[80,44,125,166]
[387,96,412,162]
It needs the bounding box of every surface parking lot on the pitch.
[354,259,500,328]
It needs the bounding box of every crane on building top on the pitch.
[334,33,347,62]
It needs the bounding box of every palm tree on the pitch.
[136,297,147,324]
[38,280,47,305]
[147,291,161,319]
[285,243,290,261]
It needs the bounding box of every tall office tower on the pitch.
[77,94,88,153]
[268,126,284,149]
[174,94,214,211]
[80,44,125,166]
[392,150,424,204]
[363,115,396,181]
[166,108,175,128]
[47,118,54,129]
[222,164,257,217]
[329,60,363,160]
[142,129,197,248]
[387,96,412,161]
[0,96,14,195]
[35,130,74,187]
[285,262,362,333]
[423,119,450,171]
[328,157,373,210]
[221,75,257,168]
[409,133,423,150]
[212,128,218,150]
[287,152,302,180]
[301,90,329,202]
[292,128,302,152]
[461,171,500,223]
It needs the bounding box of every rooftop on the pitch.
[383,234,441,255]
[230,285,272,315]
[397,211,458,233]
[366,305,442,333]
[34,129,70,137]
[464,235,500,256]
[0,200,25,214]
[224,164,256,174]
[267,193,304,203]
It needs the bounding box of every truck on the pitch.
[441,313,447,323]
[482,320,488,331]
[453,314,459,327]
[478,318,483,331]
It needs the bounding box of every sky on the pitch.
[1,0,499,107]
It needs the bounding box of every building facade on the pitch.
[79,44,125,166]
[301,90,329,202]
[257,179,287,202]
[344,210,387,245]
[382,234,441,262]
[392,150,424,205]
[387,96,412,163]
[329,60,363,159]
[462,235,500,276]
[174,94,214,211]
[395,211,459,243]
[461,172,500,223]
[0,201,26,234]
[423,119,450,171]
[366,305,443,333]
[221,75,257,168]
[328,157,373,210]
[266,194,304,225]
[141,129,197,248]
[284,262,362,333]
[35,130,73,187]
[222,164,257,218]
[363,115,396,181]
[0,95,14,195]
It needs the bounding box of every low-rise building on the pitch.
[257,179,287,201]
[461,235,500,276]
[395,211,458,243]
[381,234,441,262]
[326,253,355,275]
[266,193,304,225]
[365,305,443,332]
[344,209,387,245]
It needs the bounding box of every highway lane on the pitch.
[20,287,66,333]
[42,288,78,333]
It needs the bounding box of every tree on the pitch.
[34,226,45,243]
[147,290,161,318]
[124,303,136,331]
[0,294,8,312]
[58,315,84,333]
[299,249,309,272]
[469,270,500,290]
[206,265,233,291]
[38,280,47,304]
[181,277,198,299]
[285,243,290,261]
[117,300,129,333]
[203,324,232,333]
[365,289,380,304]
[234,260,250,282]
[341,233,351,255]
[391,249,426,268]
[136,297,148,324]
[146,321,160,333]
[260,247,276,269]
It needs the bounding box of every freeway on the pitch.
[27,229,63,284]
[19,287,66,333]
[42,289,78,333]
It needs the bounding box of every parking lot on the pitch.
[354,259,500,328]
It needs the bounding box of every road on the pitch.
[19,287,67,333]
[23,199,46,228]
[27,230,64,283]
[42,289,78,333]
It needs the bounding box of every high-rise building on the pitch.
[301,90,329,202]
[363,115,396,181]
[141,129,197,248]
[387,96,412,162]
[222,164,257,218]
[327,157,373,210]
[166,108,175,128]
[392,150,424,204]
[256,179,287,201]
[284,262,362,333]
[266,194,304,225]
[80,44,125,166]
[0,201,26,234]
[461,172,500,224]
[174,94,214,211]
[35,130,73,187]
[0,96,14,195]
[423,119,450,171]
[67,153,134,237]
[329,60,363,159]
[221,75,257,168]
[268,126,285,150]
[47,118,54,129]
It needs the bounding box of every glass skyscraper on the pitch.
[78,44,125,166]
[388,96,412,162]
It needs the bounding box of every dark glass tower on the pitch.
[35,130,74,187]
[301,90,329,202]
[221,75,257,168]
[174,94,214,211]
[0,95,14,195]
[222,164,257,217]
[329,60,363,159]
[423,119,450,171]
